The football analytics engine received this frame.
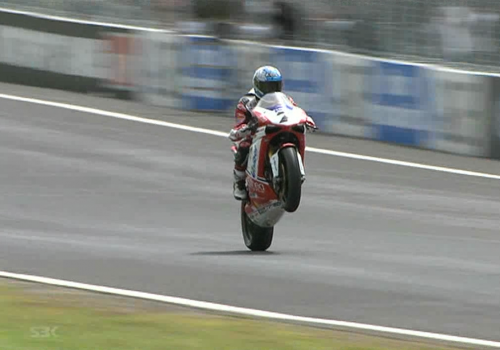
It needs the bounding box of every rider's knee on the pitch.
[235,142,250,166]
[234,150,248,166]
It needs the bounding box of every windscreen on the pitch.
[255,92,294,112]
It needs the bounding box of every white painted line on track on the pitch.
[307,147,500,180]
[0,7,170,32]
[1,92,500,181]
[0,93,228,137]
[0,271,499,348]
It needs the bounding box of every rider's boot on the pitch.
[233,169,247,200]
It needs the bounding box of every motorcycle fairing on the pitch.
[243,92,308,228]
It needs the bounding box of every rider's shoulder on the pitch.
[238,89,258,105]
[246,88,257,96]
[244,88,259,100]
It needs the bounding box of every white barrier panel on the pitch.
[0,9,138,94]
[136,31,180,108]
[329,54,371,137]
[0,25,100,78]
[431,69,492,157]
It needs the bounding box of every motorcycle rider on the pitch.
[228,65,316,200]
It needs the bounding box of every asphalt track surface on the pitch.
[1,83,500,342]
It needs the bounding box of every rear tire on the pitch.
[279,147,302,213]
[241,201,274,251]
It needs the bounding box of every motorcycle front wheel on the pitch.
[241,201,274,251]
[278,147,302,213]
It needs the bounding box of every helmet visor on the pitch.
[260,81,283,95]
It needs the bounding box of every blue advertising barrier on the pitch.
[269,47,334,131]
[368,61,434,147]
[179,36,238,111]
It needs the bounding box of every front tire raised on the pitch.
[278,147,302,213]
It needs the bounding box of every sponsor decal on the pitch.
[247,179,266,194]
[248,142,259,178]
[249,201,282,219]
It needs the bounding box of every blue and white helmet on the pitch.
[252,66,283,99]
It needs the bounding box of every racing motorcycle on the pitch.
[231,92,317,251]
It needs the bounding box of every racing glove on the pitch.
[305,115,318,131]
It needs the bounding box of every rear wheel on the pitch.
[278,147,302,213]
[241,201,274,251]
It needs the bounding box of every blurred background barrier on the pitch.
[178,36,239,111]
[2,0,500,73]
[490,77,500,160]
[0,7,497,159]
[125,30,500,158]
[0,8,133,95]
[136,31,180,108]
[367,62,434,148]
[431,69,493,157]
[327,54,370,139]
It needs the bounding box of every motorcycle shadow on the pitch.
[190,250,280,256]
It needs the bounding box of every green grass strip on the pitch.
[0,280,466,350]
